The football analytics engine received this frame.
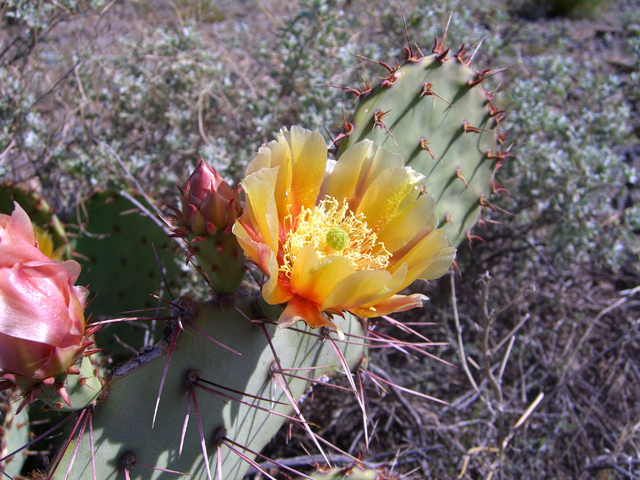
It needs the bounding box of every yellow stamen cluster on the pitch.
[280,197,391,277]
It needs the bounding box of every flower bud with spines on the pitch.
[170,160,246,293]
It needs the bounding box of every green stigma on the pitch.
[326,227,349,251]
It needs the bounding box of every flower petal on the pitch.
[232,220,274,274]
[0,332,52,379]
[377,193,437,253]
[0,203,49,268]
[290,244,355,305]
[355,166,424,232]
[321,264,408,312]
[247,141,293,221]
[262,254,293,305]
[245,144,275,176]
[0,263,84,346]
[326,141,406,211]
[239,166,280,255]
[280,126,327,217]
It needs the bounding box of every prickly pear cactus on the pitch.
[37,357,103,413]
[169,159,247,294]
[337,50,507,246]
[0,17,497,480]
[52,295,366,480]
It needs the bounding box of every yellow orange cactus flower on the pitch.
[233,126,456,334]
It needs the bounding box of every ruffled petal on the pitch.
[277,295,338,331]
[232,220,274,273]
[377,194,437,253]
[246,142,293,221]
[262,253,293,305]
[290,244,356,305]
[350,293,427,318]
[325,141,375,206]
[245,144,275,175]
[355,166,424,232]
[327,141,406,211]
[390,228,456,290]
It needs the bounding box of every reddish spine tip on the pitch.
[466,230,485,248]
[454,44,470,63]
[436,48,450,63]
[462,121,482,134]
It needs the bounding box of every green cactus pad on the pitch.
[52,296,367,480]
[71,192,187,362]
[337,54,502,246]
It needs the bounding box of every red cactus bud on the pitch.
[0,203,92,396]
[177,159,241,236]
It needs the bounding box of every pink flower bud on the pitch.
[173,159,241,236]
[0,203,91,394]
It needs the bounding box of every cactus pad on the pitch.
[71,192,186,361]
[337,53,504,246]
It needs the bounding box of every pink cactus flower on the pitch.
[0,202,95,405]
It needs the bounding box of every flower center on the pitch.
[325,227,349,251]
[280,197,391,278]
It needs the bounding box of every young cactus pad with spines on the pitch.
[336,53,504,247]
[52,295,367,480]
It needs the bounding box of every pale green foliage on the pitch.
[0,68,47,179]
[622,33,640,239]
[628,33,640,103]
[2,0,366,207]
[0,1,104,204]
[505,55,633,268]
